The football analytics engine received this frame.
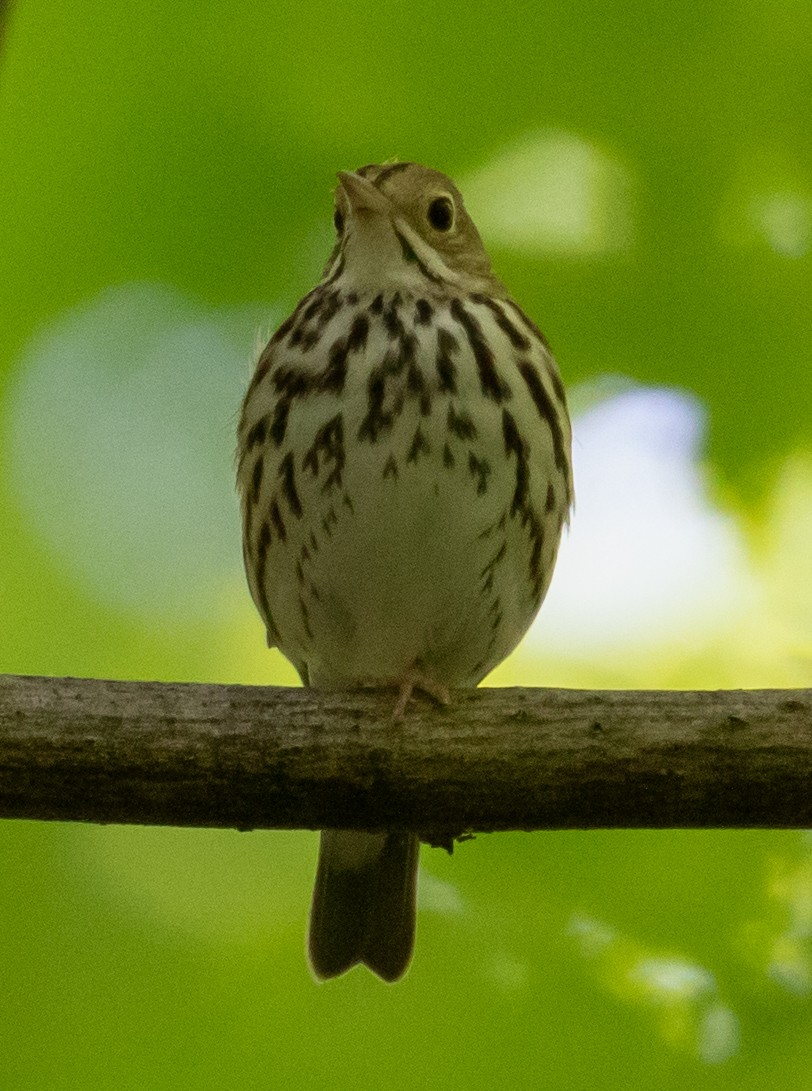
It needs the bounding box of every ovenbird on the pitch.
[237,162,573,982]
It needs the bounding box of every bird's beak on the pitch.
[336,171,391,215]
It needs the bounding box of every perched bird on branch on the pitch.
[237,162,573,981]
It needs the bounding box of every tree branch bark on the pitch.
[1,673,811,835]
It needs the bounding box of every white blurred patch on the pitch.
[749,190,812,258]
[697,1004,741,1065]
[487,951,530,992]
[718,146,812,260]
[632,956,715,1000]
[569,912,740,1063]
[463,129,635,256]
[743,837,812,999]
[418,871,466,916]
[528,382,755,657]
[6,283,276,622]
[569,911,618,955]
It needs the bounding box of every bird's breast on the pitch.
[238,285,571,685]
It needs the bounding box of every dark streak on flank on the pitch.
[480,541,506,577]
[369,293,384,315]
[253,521,274,636]
[468,452,491,495]
[303,290,328,324]
[270,399,291,446]
[407,425,430,464]
[247,352,273,393]
[400,331,418,367]
[273,365,314,399]
[546,362,567,406]
[443,443,455,468]
[501,409,529,515]
[503,298,551,351]
[266,367,312,449]
[358,346,407,442]
[383,454,398,480]
[316,289,343,328]
[447,403,477,441]
[270,500,286,543]
[450,299,510,401]
[436,328,459,394]
[288,288,343,353]
[321,506,338,538]
[414,299,433,326]
[545,481,556,512]
[246,415,268,449]
[251,456,264,503]
[317,314,369,396]
[517,360,569,477]
[407,362,431,415]
[526,509,545,603]
[302,413,345,490]
[299,594,313,640]
[279,451,302,518]
[319,338,349,394]
[359,371,389,443]
[382,292,404,340]
[347,313,369,353]
[299,328,321,352]
[470,294,531,351]
[257,520,271,561]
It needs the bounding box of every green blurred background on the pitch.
[1,0,811,1087]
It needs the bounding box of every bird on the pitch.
[237,161,573,982]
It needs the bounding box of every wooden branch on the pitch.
[1,673,811,835]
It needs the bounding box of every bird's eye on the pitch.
[427,195,454,232]
[333,208,345,235]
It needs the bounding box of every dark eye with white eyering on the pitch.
[333,208,345,234]
[427,195,454,232]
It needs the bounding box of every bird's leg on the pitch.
[392,665,451,721]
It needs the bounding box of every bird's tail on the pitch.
[308,829,419,982]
